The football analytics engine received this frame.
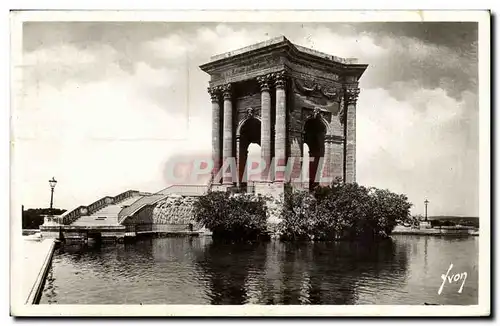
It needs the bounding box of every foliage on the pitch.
[403,215,421,227]
[430,217,479,228]
[277,189,318,241]
[277,181,413,242]
[193,191,269,240]
[22,207,67,229]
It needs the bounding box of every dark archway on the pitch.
[303,117,326,191]
[238,118,261,188]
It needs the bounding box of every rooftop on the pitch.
[208,36,358,65]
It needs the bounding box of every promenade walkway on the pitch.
[22,237,56,304]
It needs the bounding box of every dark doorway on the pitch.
[238,117,261,189]
[304,117,326,191]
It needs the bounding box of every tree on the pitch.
[278,182,413,242]
[193,191,269,241]
[22,208,67,229]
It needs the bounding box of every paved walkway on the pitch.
[22,237,56,304]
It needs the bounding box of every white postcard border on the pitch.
[9,9,491,317]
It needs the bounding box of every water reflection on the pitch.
[40,235,478,305]
[193,239,409,304]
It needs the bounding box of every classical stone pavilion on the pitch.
[200,36,367,196]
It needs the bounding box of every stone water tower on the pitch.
[200,36,367,196]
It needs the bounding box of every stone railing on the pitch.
[117,184,209,224]
[157,184,209,196]
[117,193,166,224]
[56,190,140,225]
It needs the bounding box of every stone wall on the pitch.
[152,195,203,230]
[235,93,261,115]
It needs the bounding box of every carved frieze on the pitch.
[215,55,282,80]
[286,62,340,81]
[293,78,341,101]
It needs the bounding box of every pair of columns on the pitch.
[208,71,287,185]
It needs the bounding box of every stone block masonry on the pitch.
[200,36,367,195]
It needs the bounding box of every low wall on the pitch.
[392,225,479,236]
[40,225,127,243]
[22,229,40,236]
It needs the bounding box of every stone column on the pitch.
[289,132,302,188]
[235,135,241,186]
[222,83,234,185]
[322,139,332,186]
[208,86,221,182]
[257,74,272,182]
[344,86,360,183]
[274,71,287,182]
[330,137,344,183]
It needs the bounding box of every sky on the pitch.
[14,21,479,216]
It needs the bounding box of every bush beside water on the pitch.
[193,191,269,240]
[193,182,413,242]
[278,183,412,241]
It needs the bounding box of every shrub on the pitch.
[193,191,269,240]
[278,190,318,241]
[278,182,412,242]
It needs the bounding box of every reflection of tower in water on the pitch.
[193,239,410,304]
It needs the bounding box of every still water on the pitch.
[41,235,478,305]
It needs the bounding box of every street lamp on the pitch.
[424,199,429,222]
[49,177,57,214]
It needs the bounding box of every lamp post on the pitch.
[49,177,57,215]
[424,199,429,222]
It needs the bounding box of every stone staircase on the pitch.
[71,196,141,226]
[57,184,210,228]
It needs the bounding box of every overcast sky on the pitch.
[14,21,478,216]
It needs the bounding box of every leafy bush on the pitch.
[277,190,318,241]
[278,182,412,242]
[193,191,269,240]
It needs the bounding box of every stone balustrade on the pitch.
[56,190,140,225]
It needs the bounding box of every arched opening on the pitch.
[246,143,261,182]
[303,117,326,191]
[238,117,261,190]
[302,143,310,189]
